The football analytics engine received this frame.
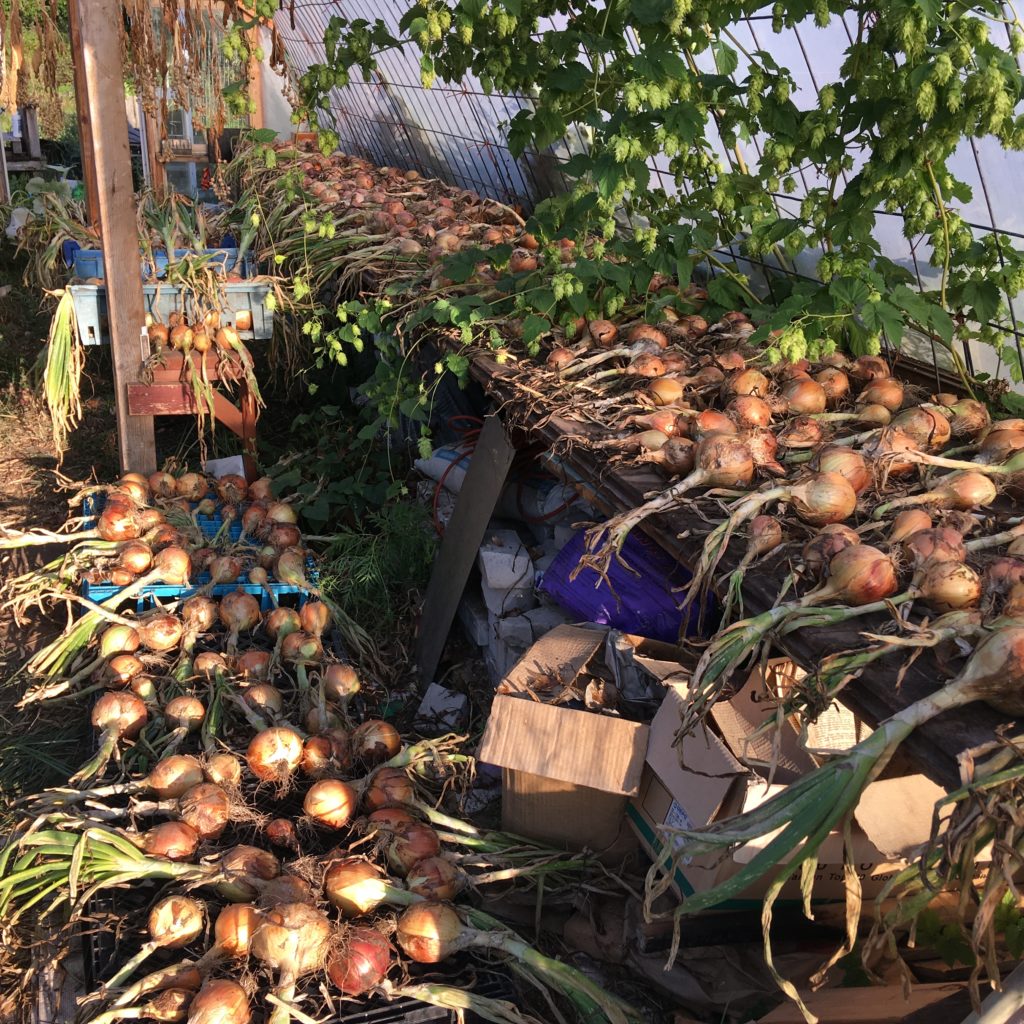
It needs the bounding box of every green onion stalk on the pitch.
[388,982,541,1024]
[41,289,84,462]
[683,544,906,739]
[645,624,1024,1024]
[864,738,1024,999]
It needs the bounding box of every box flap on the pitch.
[499,624,605,698]
[646,685,745,827]
[479,695,649,795]
[853,774,946,859]
[709,660,814,781]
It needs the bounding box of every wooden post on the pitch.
[142,106,165,192]
[67,0,100,226]
[71,0,156,473]
[0,132,10,204]
[248,28,265,130]
[22,105,41,160]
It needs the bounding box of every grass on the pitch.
[316,502,437,630]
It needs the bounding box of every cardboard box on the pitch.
[479,625,649,857]
[628,668,945,907]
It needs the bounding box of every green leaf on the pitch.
[828,277,871,309]
[248,128,278,144]
[547,62,589,93]
[713,41,739,77]
[891,284,938,328]
[861,299,905,342]
[960,279,1001,324]
[522,314,551,344]
[629,0,672,26]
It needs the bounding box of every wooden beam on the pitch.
[73,0,156,474]
[67,0,100,227]
[142,106,165,192]
[0,130,10,204]
[21,105,40,160]
[248,29,265,130]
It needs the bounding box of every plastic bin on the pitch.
[69,282,274,346]
[72,247,253,281]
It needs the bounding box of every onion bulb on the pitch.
[918,561,982,613]
[406,856,464,900]
[205,752,242,789]
[813,545,899,606]
[186,979,250,1024]
[395,902,464,963]
[327,927,392,996]
[364,766,416,811]
[247,727,304,785]
[136,821,201,862]
[888,509,933,545]
[304,778,358,829]
[351,720,401,764]
[324,858,390,917]
[178,783,230,841]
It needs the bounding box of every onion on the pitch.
[103,653,146,686]
[407,856,463,900]
[902,527,966,570]
[181,595,218,634]
[268,524,302,549]
[324,857,391,917]
[918,561,982,613]
[327,927,392,996]
[178,783,230,840]
[265,607,301,642]
[136,613,184,653]
[99,624,141,658]
[149,895,205,950]
[137,821,201,862]
[388,822,441,876]
[396,902,464,963]
[266,818,299,851]
[723,368,770,399]
[117,540,154,575]
[218,845,281,902]
[231,650,269,683]
[219,590,261,650]
[299,736,333,778]
[814,367,850,406]
[205,752,242,788]
[811,544,899,606]
[151,545,192,586]
[850,355,890,380]
[245,684,284,718]
[273,548,311,590]
[144,755,205,799]
[805,526,861,574]
[74,691,148,784]
[888,509,933,545]
[248,477,274,502]
[874,471,998,519]
[265,501,299,527]
[351,720,401,764]
[216,474,248,505]
[726,396,772,429]
[978,428,1024,465]
[782,378,827,415]
[164,696,205,735]
[186,980,250,1024]
[891,407,951,451]
[816,447,872,495]
[981,557,1024,607]
[193,652,230,680]
[97,506,142,543]
[643,436,697,476]
[247,727,304,784]
[368,807,417,830]
[323,663,360,706]
[203,903,259,963]
[304,778,358,829]
[777,416,824,449]
[547,347,575,370]
[176,474,208,502]
[588,319,618,347]
[947,399,990,440]
[252,903,332,1024]
[299,601,331,637]
[857,377,904,412]
[364,766,416,811]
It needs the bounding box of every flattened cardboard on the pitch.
[498,623,605,695]
[480,695,648,795]
[628,674,946,905]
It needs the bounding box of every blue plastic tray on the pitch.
[72,247,253,281]
[68,282,274,347]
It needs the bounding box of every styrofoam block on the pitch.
[414,682,469,736]
[533,553,556,578]
[553,524,578,551]
[525,604,570,638]
[478,529,535,591]
[480,578,536,616]
[457,590,490,646]
[496,614,533,648]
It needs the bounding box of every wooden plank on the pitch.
[757,982,966,1023]
[127,383,196,417]
[248,29,265,130]
[67,0,100,227]
[141,104,164,192]
[22,104,41,160]
[468,353,1005,789]
[415,414,516,684]
[74,0,156,473]
[0,125,9,204]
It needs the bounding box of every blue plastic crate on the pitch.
[69,282,274,347]
[72,247,253,282]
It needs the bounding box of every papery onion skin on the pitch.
[178,783,231,841]
[388,822,441,876]
[364,766,416,812]
[205,752,242,788]
[148,894,205,949]
[324,857,392,917]
[137,821,201,862]
[395,902,464,964]
[327,927,393,996]
[820,545,899,606]
[406,856,463,900]
[919,561,982,613]
[303,778,358,829]
[186,979,250,1024]
[351,720,402,764]
[247,727,304,784]
[146,755,205,799]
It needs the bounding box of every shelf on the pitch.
[468,351,1004,790]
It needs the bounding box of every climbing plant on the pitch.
[296,0,1024,403]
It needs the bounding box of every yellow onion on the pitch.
[165,696,206,734]
[850,355,890,380]
[902,527,966,570]
[217,846,281,902]
[266,818,299,851]
[251,903,332,1020]
[352,720,401,764]
[888,509,933,545]
[395,902,464,964]
[304,778,358,829]
[236,650,271,682]
[323,663,360,706]
[726,395,772,429]
[175,474,208,502]
[144,755,205,799]
[813,545,899,606]
[178,784,230,840]
[215,474,248,505]
[816,447,872,495]
[205,752,242,789]
[364,766,416,811]
[406,856,463,900]
[891,406,951,451]
[801,526,863,577]
[148,895,205,950]
[99,624,141,659]
[186,979,250,1024]
[324,858,391,917]
[919,561,982,613]
[299,601,332,637]
[723,368,770,399]
[219,591,261,649]
[857,377,904,412]
[265,606,302,641]
[137,821,201,862]
[387,822,441,876]
[247,727,304,784]
[193,652,230,680]
[117,540,154,575]
[136,613,184,653]
[782,378,827,415]
[814,367,850,406]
